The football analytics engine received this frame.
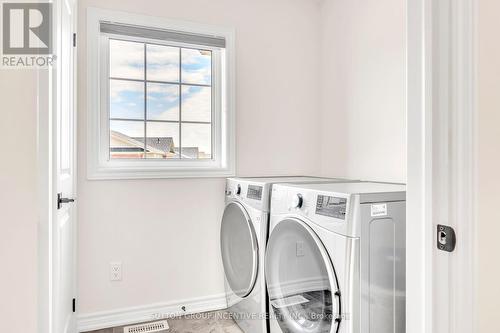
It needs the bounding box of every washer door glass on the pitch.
[220,202,259,298]
[265,218,341,333]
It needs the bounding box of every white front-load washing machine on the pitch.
[265,182,406,333]
[220,177,356,333]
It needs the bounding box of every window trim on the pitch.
[87,8,235,179]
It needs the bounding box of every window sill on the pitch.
[88,152,235,180]
[87,164,235,180]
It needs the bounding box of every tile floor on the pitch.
[85,310,243,333]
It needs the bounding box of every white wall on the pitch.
[77,0,323,314]
[0,71,38,332]
[318,0,406,182]
[477,0,500,331]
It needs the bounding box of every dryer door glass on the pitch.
[265,218,341,333]
[220,202,259,298]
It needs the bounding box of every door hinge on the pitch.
[73,33,77,47]
[72,298,76,313]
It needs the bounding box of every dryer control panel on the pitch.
[271,185,356,236]
[316,195,347,220]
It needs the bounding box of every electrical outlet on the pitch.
[110,262,122,281]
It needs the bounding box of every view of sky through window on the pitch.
[109,39,213,160]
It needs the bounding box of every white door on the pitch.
[265,218,341,333]
[53,0,77,332]
[220,202,259,301]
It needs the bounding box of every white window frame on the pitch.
[87,8,235,179]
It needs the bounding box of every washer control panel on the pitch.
[315,195,347,220]
[247,185,263,201]
[226,179,271,212]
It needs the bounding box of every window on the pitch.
[87,9,235,179]
[108,40,213,160]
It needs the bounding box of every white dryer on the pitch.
[265,182,406,333]
[220,177,356,333]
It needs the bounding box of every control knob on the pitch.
[292,194,304,209]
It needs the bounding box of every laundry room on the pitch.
[3,0,491,332]
[74,0,405,331]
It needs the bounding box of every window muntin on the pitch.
[108,38,214,160]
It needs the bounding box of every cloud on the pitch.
[181,48,212,84]
[147,83,178,102]
[182,67,211,84]
[154,85,211,122]
[147,44,179,82]
[110,40,144,79]
[147,44,179,63]
[181,123,211,155]
[110,80,144,119]
[109,40,211,84]
[110,79,143,100]
[181,86,212,122]
[110,120,144,137]
[147,83,179,121]
[111,81,211,123]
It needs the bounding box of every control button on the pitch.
[236,184,242,196]
[292,194,304,209]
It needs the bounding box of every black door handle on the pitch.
[58,193,75,209]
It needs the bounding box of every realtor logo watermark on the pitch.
[1,2,55,68]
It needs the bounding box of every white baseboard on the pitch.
[77,293,228,332]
